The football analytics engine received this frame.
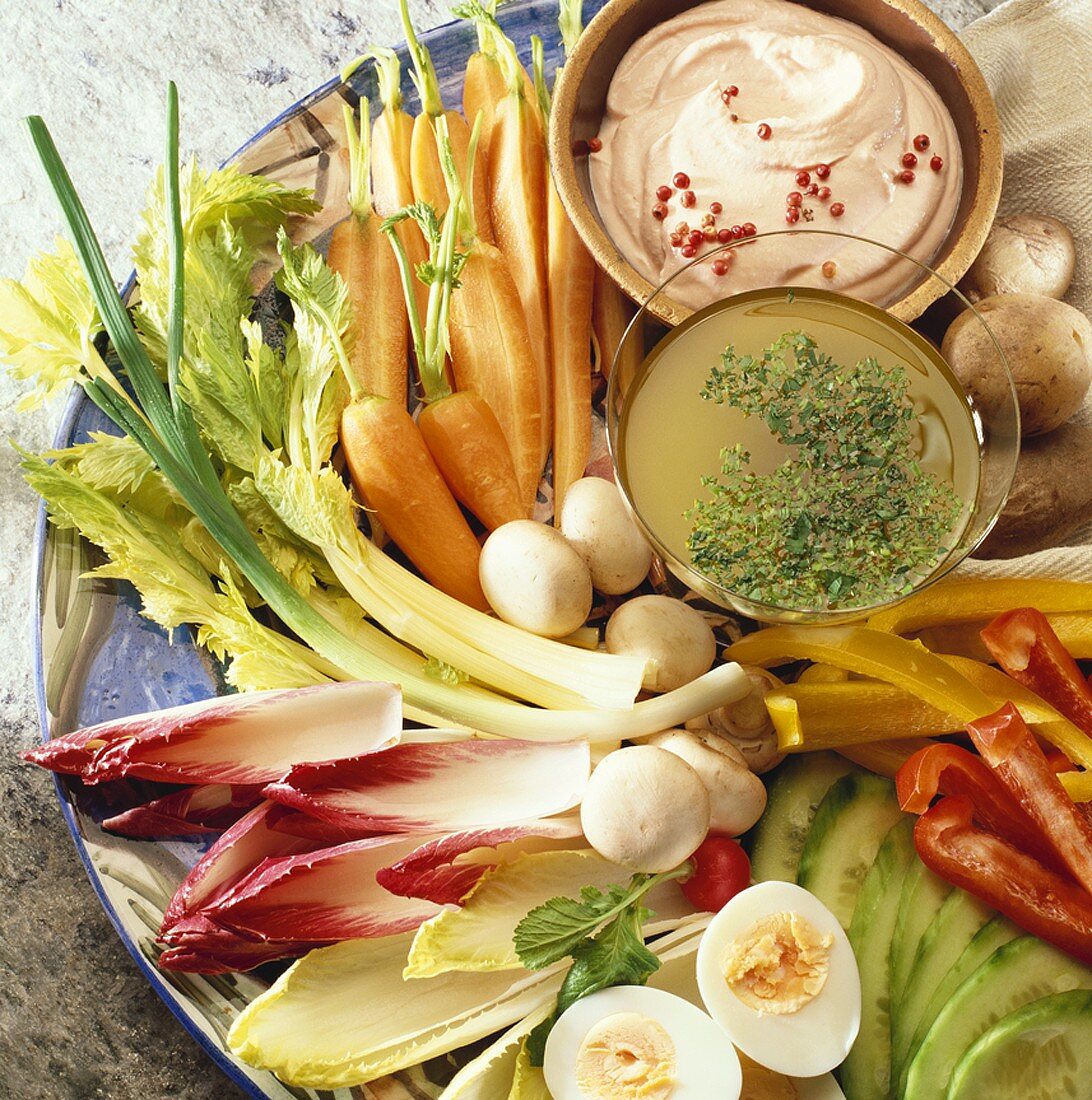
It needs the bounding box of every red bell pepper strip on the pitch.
[967,703,1092,895]
[982,607,1092,740]
[895,743,1068,874]
[913,796,1092,966]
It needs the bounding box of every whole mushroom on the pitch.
[646,728,767,836]
[605,596,717,693]
[960,214,1077,302]
[559,477,654,595]
[479,520,593,638]
[580,745,711,873]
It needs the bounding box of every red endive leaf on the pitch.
[202,834,446,943]
[265,806,381,845]
[103,784,265,837]
[376,817,585,905]
[161,800,321,932]
[67,682,402,786]
[157,919,320,972]
[22,726,105,775]
[263,738,591,833]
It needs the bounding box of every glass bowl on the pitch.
[605,230,1020,625]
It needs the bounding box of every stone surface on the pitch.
[0,0,1002,1097]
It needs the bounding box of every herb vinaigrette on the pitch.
[616,289,980,613]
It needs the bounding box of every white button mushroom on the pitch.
[605,596,717,693]
[558,477,654,595]
[580,745,711,873]
[646,728,768,836]
[479,520,593,638]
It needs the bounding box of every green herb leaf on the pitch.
[514,875,652,970]
[525,904,661,1066]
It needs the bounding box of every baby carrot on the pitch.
[399,0,493,242]
[593,264,638,380]
[343,47,429,333]
[325,101,407,405]
[465,3,552,470]
[340,395,488,610]
[383,142,523,532]
[532,31,595,520]
[458,2,537,162]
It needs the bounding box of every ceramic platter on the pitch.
[32,3,608,1096]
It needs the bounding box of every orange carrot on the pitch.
[471,6,551,470]
[326,102,407,406]
[383,155,524,532]
[531,34,595,520]
[345,47,430,336]
[448,242,544,512]
[398,0,493,242]
[418,391,524,529]
[459,3,537,161]
[593,263,638,379]
[340,396,488,610]
[410,110,493,241]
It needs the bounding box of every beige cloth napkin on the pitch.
[955,0,1092,579]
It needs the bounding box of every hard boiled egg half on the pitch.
[543,984,742,1099]
[696,881,861,1078]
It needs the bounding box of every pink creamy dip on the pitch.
[590,0,964,307]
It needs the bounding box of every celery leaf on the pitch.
[0,238,104,409]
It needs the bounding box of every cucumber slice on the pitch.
[948,990,1092,1100]
[903,936,1092,1100]
[889,888,993,1080]
[796,772,902,929]
[888,858,950,1015]
[748,752,856,883]
[895,915,1019,1094]
[839,817,915,1100]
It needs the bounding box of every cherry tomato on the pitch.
[679,835,750,912]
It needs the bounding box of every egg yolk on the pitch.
[720,910,833,1015]
[739,1053,798,1099]
[575,1012,677,1099]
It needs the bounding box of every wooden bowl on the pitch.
[550,0,1002,323]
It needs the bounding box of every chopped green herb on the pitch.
[687,330,963,610]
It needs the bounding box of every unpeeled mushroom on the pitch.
[647,728,767,836]
[580,745,711,873]
[605,596,717,693]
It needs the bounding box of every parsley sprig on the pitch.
[514,867,687,1064]
[687,330,963,610]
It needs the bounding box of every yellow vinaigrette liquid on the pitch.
[616,288,981,609]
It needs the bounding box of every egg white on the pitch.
[696,881,861,1078]
[793,1072,847,1099]
[543,984,743,1099]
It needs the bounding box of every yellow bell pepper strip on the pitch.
[727,626,997,719]
[837,739,934,778]
[766,683,954,750]
[796,663,850,684]
[918,613,1092,663]
[867,579,1092,635]
[725,624,1092,770]
[1060,770,1092,802]
[761,643,1092,767]
[767,675,1085,760]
